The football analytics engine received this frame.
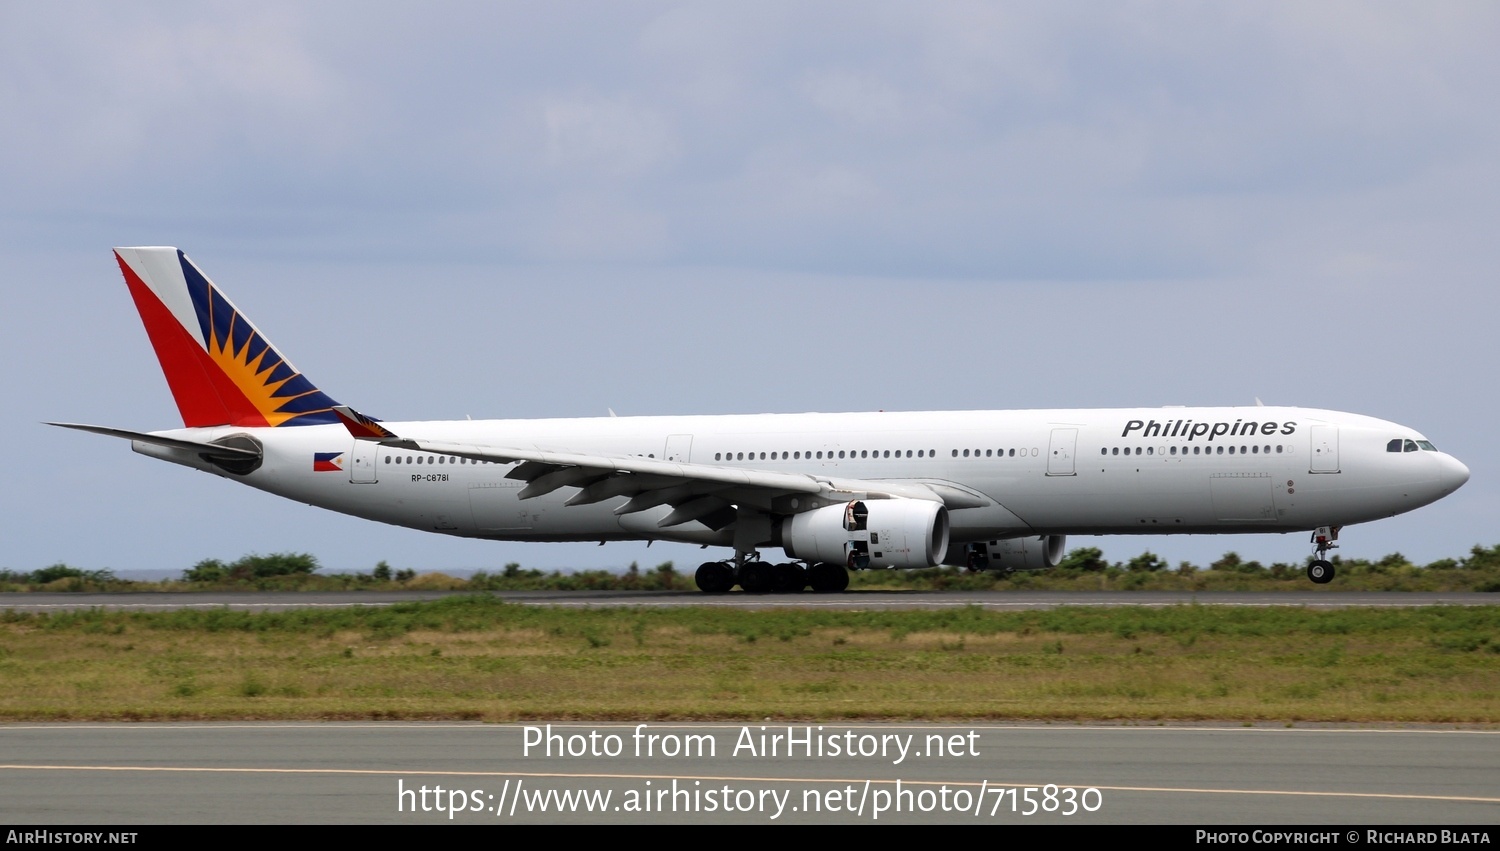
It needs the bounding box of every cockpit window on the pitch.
[1417,440,1437,451]
[1404,439,1419,453]
[1387,439,1403,453]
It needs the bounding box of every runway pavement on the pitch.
[1,722,1496,824]
[0,589,1494,612]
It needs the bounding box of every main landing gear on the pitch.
[693,558,849,593]
[1307,525,1340,585]
[693,561,735,593]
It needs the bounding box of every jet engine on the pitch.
[778,499,949,569]
[957,535,1066,571]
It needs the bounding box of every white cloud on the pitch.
[541,95,680,179]
[800,69,909,127]
[0,5,347,189]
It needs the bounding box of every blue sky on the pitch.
[4,3,1497,575]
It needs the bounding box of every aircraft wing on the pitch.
[337,407,989,529]
[415,438,979,529]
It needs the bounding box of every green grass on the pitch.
[1,599,1496,723]
[10,543,1500,592]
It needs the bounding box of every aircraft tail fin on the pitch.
[113,247,344,428]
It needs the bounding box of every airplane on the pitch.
[52,247,1471,593]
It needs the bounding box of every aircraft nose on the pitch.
[1440,454,1471,494]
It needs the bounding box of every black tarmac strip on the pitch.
[0,590,1495,612]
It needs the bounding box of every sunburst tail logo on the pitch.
[115,247,344,428]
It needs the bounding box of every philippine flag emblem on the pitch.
[313,452,345,472]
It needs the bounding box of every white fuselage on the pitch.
[133,405,1469,559]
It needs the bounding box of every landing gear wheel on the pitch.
[771,562,808,594]
[738,561,773,593]
[1307,559,1335,584]
[1308,526,1340,584]
[808,562,849,593]
[695,561,734,593]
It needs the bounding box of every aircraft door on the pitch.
[1047,428,1077,476]
[665,434,693,463]
[1309,425,1340,473]
[350,440,378,484]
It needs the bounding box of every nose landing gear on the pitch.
[1307,525,1340,584]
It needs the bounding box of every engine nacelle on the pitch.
[779,499,949,569]
[955,535,1066,571]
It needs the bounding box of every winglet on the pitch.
[333,405,398,440]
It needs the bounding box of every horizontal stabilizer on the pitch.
[46,422,260,459]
